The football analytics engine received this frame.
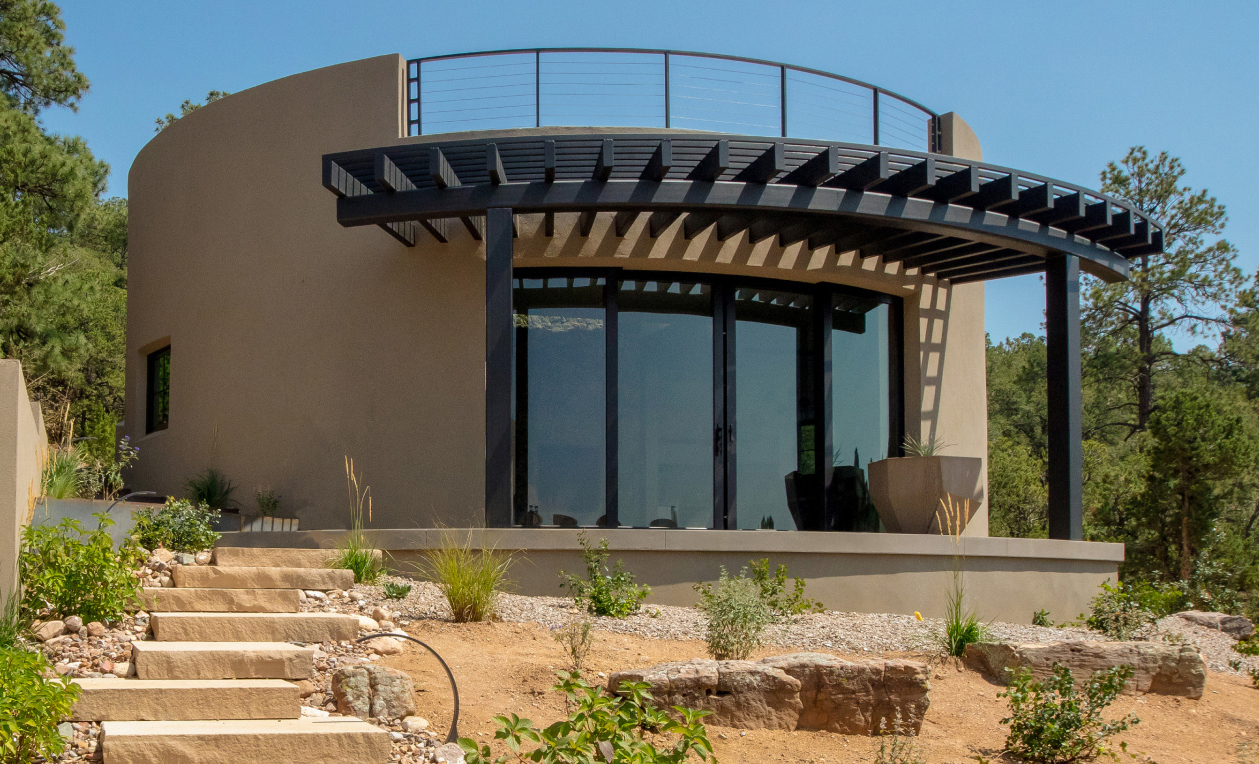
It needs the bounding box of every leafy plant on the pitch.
[417,533,514,622]
[0,647,81,764]
[383,581,412,599]
[903,434,951,458]
[1033,609,1054,628]
[935,495,989,657]
[331,457,383,584]
[999,663,1140,763]
[0,594,29,651]
[40,445,81,499]
[1236,639,1259,657]
[459,672,714,764]
[1081,581,1160,640]
[553,619,594,675]
[745,558,823,618]
[1229,658,1259,689]
[132,498,221,553]
[184,467,235,509]
[875,714,925,764]
[695,567,774,660]
[560,533,650,618]
[80,436,139,500]
[20,513,142,623]
[254,487,280,517]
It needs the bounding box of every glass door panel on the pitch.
[831,299,891,531]
[617,280,714,528]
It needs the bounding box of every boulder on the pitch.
[1174,611,1255,640]
[357,616,380,631]
[332,665,417,721]
[63,616,83,633]
[366,637,404,655]
[963,641,1205,698]
[372,606,391,623]
[86,621,107,638]
[34,620,65,642]
[434,743,466,764]
[608,653,929,735]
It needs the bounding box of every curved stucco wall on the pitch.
[125,55,988,532]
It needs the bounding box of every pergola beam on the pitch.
[781,146,839,187]
[735,143,786,184]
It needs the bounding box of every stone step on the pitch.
[213,547,381,569]
[101,718,392,764]
[139,587,300,613]
[173,565,354,591]
[151,612,359,643]
[70,678,300,721]
[131,641,313,680]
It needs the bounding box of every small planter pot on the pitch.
[866,455,984,534]
[240,516,300,532]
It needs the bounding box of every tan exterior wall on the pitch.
[125,55,990,534]
[219,528,1120,624]
[0,360,46,595]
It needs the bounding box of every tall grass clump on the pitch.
[417,533,514,622]
[185,467,235,508]
[331,457,383,584]
[935,494,989,657]
[0,593,29,650]
[40,445,82,499]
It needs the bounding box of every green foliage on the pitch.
[417,534,513,623]
[254,487,280,517]
[0,646,81,764]
[184,467,235,509]
[874,716,925,764]
[1081,581,1160,640]
[903,433,950,457]
[39,444,80,499]
[553,619,594,675]
[999,663,1140,763]
[745,558,823,617]
[560,533,650,618]
[1230,658,1259,689]
[0,594,29,651]
[132,498,221,553]
[937,570,989,657]
[1032,610,1054,628]
[988,434,1048,538]
[1236,639,1259,657]
[79,435,138,500]
[382,581,411,600]
[19,512,141,623]
[0,0,90,112]
[695,568,774,660]
[459,672,714,764]
[332,457,382,584]
[154,90,230,132]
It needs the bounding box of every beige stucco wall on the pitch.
[125,55,989,533]
[0,360,45,596]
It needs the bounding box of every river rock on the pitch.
[372,606,391,622]
[34,620,65,641]
[963,640,1206,698]
[608,653,929,735]
[63,616,83,633]
[332,664,417,721]
[1174,611,1255,640]
[434,743,466,764]
[86,621,108,638]
[366,637,403,655]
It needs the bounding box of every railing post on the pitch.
[664,52,671,129]
[485,208,514,528]
[872,89,880,145]
[780,65,787,138]
[1046,253,1083,541]
[535,50,541,128]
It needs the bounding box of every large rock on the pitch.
[1174,611,1255,640]
[332,665,417,722]
[963,641,1205,699]
[608,653,929,735]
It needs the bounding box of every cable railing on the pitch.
[406,49,939,151]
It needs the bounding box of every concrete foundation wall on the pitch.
[0,360,45,595]
[218,528,1121,624]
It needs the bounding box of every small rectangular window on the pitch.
[146,346,170,433]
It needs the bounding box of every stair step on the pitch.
[139,587,300,613]
[70,678,299,721]
[131,641,314,680]
[151,612,360,642]
[213,547,381,569]
[173,565,354,591]
[101,718,392,764]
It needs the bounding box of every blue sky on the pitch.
[41,0,1257,345]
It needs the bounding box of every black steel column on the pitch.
[485,208,514,527]
[814,289,834,531]
[604,281,619,528]
[1046,253,1083,540]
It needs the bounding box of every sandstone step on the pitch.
[131,641,313,680]
[213,547,381,569]
[101,718,392,764]
[172,565,353,591]
[139,587,300,613]
[70,678,299,721]
[151,612,359,642]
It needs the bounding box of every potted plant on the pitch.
[866,435,983,534]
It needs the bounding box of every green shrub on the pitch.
[40,446,81,499]
[553,619,594,675]
[999,663,1140,763]
[20,513,142,623]
[459,672,714,764]
[331,457,383,584]
[185,467,235,508]
[254,487,280,517]
[79,436,139,501]
[1229,658,1259,689]
[383,581,412,599]
[1033,609,1054,627]
[1236,639,1259,657]
[417,534,514,623]
[0,647,81,764]
[1082,581,1164,640]
[0,594,29,651]
[559,533,650,618]
[746,558,823,617]
[132,498,221,553]
[695,568,774,660]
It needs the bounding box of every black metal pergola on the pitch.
[322,132,1164,540]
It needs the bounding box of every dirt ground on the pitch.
[382,620,1259,764]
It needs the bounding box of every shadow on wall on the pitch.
[0,360,48,594]
[914,282,951,446]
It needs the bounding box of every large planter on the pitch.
[866,456,983,534]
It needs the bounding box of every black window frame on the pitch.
[146,346,171,434]
[508,267,903,530]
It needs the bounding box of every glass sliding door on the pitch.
[732,287,816,531]
[617,279,714,529]
[512,276,606,527]
[830,297,892,531]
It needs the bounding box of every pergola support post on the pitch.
[485,208,514,527]
[1046,253,1083,540]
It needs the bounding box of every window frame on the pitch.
[145,345,171,434]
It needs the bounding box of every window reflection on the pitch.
[831,299,890,531]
